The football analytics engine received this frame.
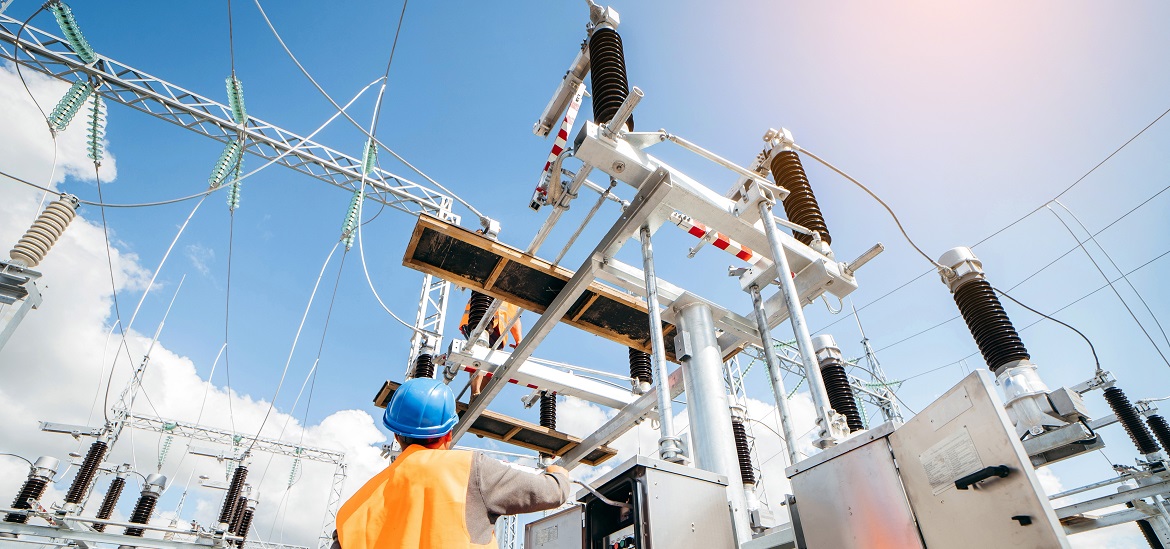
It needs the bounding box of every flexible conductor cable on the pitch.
[101,194,210,422]
[245,241,342,456]
[256,250,348,498]
[251,0,486,223]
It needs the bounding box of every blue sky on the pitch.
[2,0,1169,546]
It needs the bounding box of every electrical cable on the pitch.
[793,145,945,271]
[976,104,1170,249]
[1050,200,1170,363]
[817,180,1170,344]
[250,0,486,222]
[809,133,1170,338]
[348,0,437,337]
[14,6,51,127]
[222,213,239,437]
[246,240,341,457]
[992,287,1101,372]
[572,480,631,510]
[0,453,33,468]
[899,246,1170,383]
[101,194,209,422]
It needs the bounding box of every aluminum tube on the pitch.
[639,226,682,462]
[676,301,753,544]
[749,284,799,465]
[759,201,837,441]
[553,182,614,266]
[664,132,772,188]
[526,165,594,254]
[605,86,643,136]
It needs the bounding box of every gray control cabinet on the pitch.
[786,370,1070,548]
[524,456,737,549]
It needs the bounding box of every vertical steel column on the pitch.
[748,284,800,465]
[675,301,753,544]
[639,226,684,462]
[758,201,841,447]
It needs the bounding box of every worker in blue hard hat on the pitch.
[332,377,571,549]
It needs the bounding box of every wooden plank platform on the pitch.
[403,214,678,362]
[374,381,618,467]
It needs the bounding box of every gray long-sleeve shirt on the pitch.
[332,449,571,547]
[466,452,572,542]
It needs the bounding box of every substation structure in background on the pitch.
[0,6,425,549]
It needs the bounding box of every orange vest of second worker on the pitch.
[335,445,496,549]
[459,300,522,348]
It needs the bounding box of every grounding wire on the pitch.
[245,240,341,456]
[993,287,1101,372]
[251,0,486,222]
[1052,199,1170,358]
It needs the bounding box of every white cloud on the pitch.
[184,243,215,277]
[0,62,388,548]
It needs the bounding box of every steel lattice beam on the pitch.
[0,14,453,216]
[128,414,345,464]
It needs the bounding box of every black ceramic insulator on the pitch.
[1148,415,1170,456]
[821,362,865,432]
[65,440,108,504]
[228,495,248,534]
[1104,387,1161,455]
[464,291,493,338]
[628,348,652,385]
[413,353,435,379]
[731,418,756,485]
[540,392,557,431]
[952,278,1030,373]
[1139,519,1166,549]
[1128,500,1167,549]
[4,477,48,523]
[234,508,255,547]
[92,476,125,532]
[217,465,248,525]
[123,492,158,537]
[588,27,633,131]
[769,150,830,246]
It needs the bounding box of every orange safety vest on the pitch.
[460,300,522,348]
[336,445,496,549]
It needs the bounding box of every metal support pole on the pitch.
[640,226,684,463]
[748,284,799,465]
[675,301,753,545]
[758,201,843,447]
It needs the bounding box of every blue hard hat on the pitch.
[383,378,459,438]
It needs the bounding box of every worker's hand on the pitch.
[545,464,568,476]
